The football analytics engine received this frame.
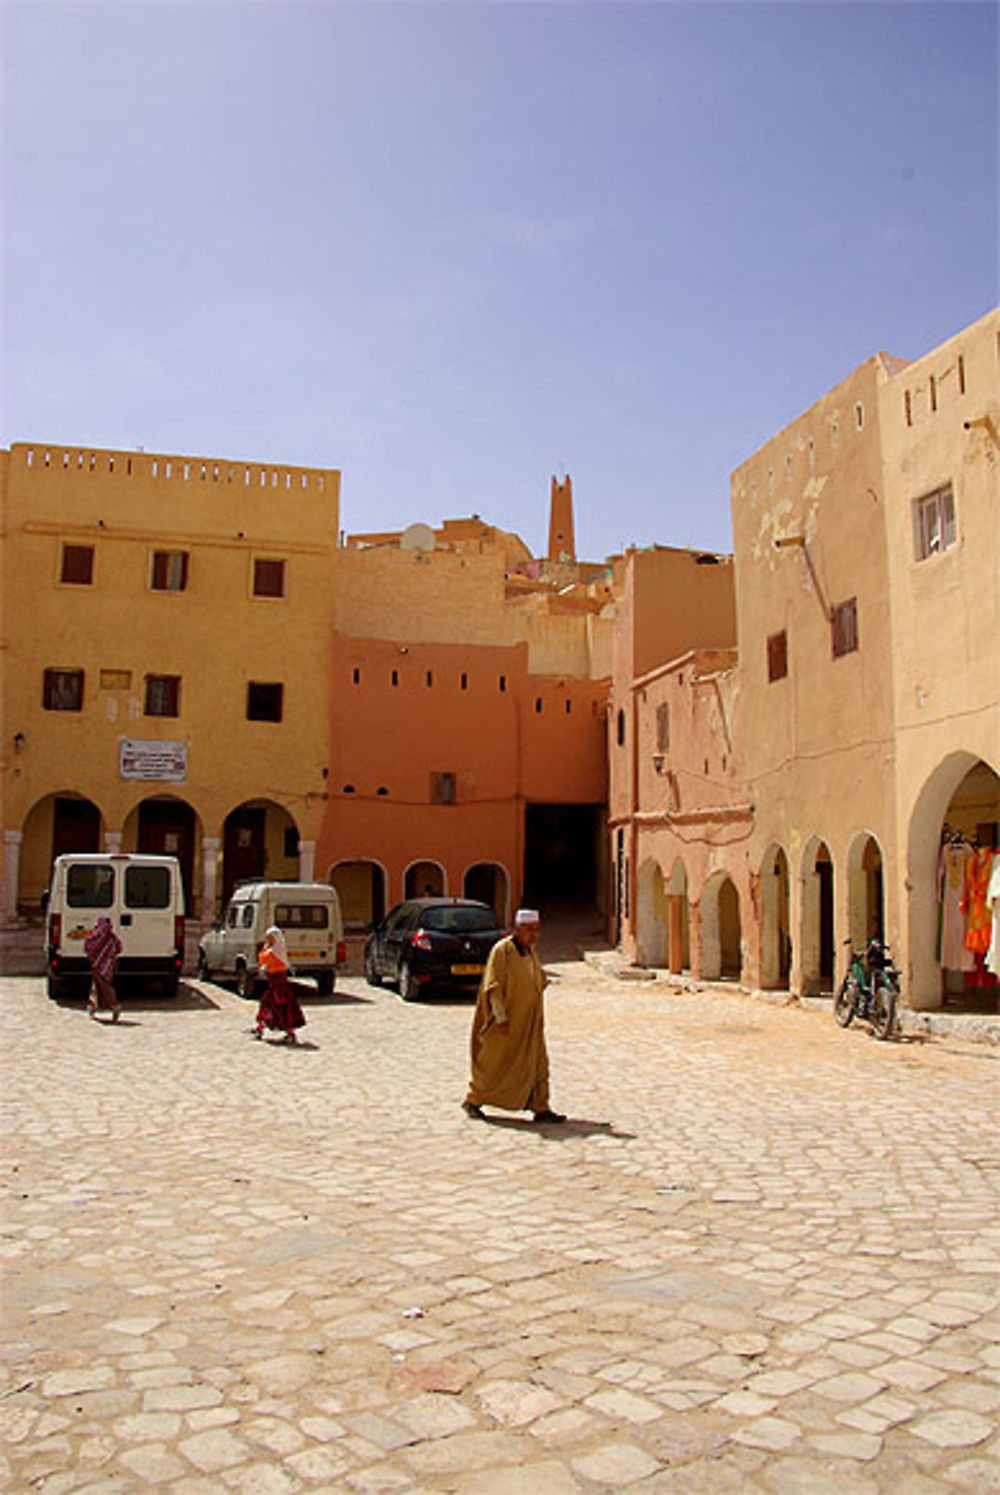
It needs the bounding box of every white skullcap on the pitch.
[514,908,540,925]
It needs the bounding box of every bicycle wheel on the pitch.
[834,972,859,1027]
[870,976,897,1041]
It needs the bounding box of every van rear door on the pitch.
[119,861,177,960]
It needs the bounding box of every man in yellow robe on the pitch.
[463,909,565,1124]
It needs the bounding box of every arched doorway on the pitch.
[760,844,791,989]
[19,793,103,912]
[463,863,509,925]
[222,800,299,902]
[800,838,834,994]
[908,754,999,1010]
[124,796,199,911]
[701,872,742,981]
[635,858,668,967]
[847,833,884,949]
[405,860,445,899]
[666,858,690,974]
[331,860,387,929]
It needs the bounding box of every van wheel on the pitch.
[315,970,335,996]
[46,974,64,1001]
[162,975,179,998]
[236,963,257,1000]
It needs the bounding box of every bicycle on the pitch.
[833,937,900,1041]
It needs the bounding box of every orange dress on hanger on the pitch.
[960,847,996,956]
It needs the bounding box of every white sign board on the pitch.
[119,738,188,782]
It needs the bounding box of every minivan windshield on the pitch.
[66,864,114,908]
[125,865,171,909]
[420,906,498,934]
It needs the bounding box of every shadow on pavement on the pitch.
[472,1114,636,1141]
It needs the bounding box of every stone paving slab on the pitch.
[1,965,998,1493]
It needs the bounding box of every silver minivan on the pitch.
[45,852,186,1000]
[197,881,345,997]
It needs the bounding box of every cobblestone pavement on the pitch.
[2,963,999,1495]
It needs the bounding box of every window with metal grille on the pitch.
[253,558,286,597]
[767,630,788,681]
[831,598,858,659]
[144,674,181,717]
[247,681,284,721]
[912,483,956,561]
[43,668,85,711]
[60,545,94,585]
[151,550,189,591]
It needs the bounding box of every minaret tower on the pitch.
[547,474,576,563]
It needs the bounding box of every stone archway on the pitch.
[221,799,299,903]
[17,793,104,914]
[463,863,509,925]
[760,843,791,990]
[800,837,834,994]
[331,859,387,929]
[700,871,742,981]
[666,858,690,974]
[907,752,1000,1009]
[405,860,445,899]
[635,858,668,967]
[846,832,884,950]
[123,795,200,912]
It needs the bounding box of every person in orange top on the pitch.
[253,926,307,1044]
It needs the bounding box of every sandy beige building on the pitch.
[619,309,998,1012]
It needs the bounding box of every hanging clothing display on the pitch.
[937,841,974,971]
[961,845,996,957]
[987,856,1000,978]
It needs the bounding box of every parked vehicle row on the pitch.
[44,859,502,1005]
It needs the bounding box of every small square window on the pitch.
[61,544,94,585]
[253,558,285,597]
[44,668,84,711]
[151,550,189,591]
[767,631,788,682]
[247,681,284,721]
[430,771,456,804]
[912,483,956,561]
[144,674,181,717]
[831,598,858,659]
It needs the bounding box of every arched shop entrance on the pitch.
[701,872,742,981]
[909,754,999,1011]
[800,838,835,994]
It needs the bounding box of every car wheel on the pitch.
[236,962,257,1000]
[399,962,419,1002]
[46,973,64,1001]
[316,970,335,996]
[364,946,383,987]
[196,949,211,980]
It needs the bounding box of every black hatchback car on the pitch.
[364,898,506,1001]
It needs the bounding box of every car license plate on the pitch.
[69,928,89,940]
[452,963,483,976]
[294,950,319,959]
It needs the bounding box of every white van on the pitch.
[197,881,345,997]
[45,852,186,1000]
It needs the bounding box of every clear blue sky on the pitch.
[2,1,996,560]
